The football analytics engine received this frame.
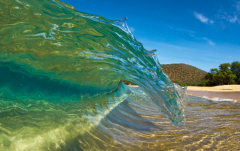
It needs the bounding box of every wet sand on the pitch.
[187,85,240,102]
[187,91,240,101]
[187,85,240,92]
[129,85,240,101]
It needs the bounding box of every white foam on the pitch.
[202,96,237,102]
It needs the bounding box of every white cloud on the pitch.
[202,38,215,45]
[218,1,240,24]
[189,33,215,46]
[129,27,135,32]
[220,12,239,23]
[229,15,238,23]
[236,1,240,12]
[169,26,196,36]
[177,29,195,33]
[194,12,208,23]
[193,12,214,24]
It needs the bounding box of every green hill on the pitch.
[162,63,207,85]
[122,63,207,86]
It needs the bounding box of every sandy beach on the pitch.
[187,85,240,92]
[130,85,240,91]
[187,85,240,102]
[129,85,240,101]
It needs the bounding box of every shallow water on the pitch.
[1,87,240,150]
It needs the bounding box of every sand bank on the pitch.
[128,85,139,87]
[187,91,240,101]
[187,85,240,102]
[130,85,240,91]
[129,85,240,102]
[187,85,240,92]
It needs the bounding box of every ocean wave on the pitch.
[0,0,189,150]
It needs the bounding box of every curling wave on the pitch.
[0,0,189,150]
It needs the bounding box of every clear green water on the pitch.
[0,0,188,124]
[1,0,239,150]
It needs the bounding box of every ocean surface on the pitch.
[0,0,240,150]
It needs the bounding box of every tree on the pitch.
[231,61,240,84]
[204,63,237,86]
[204,68,218,86]
[219,63,231,72]
[223,70,236,85]
[218,63,236,85]
[215,69,225,85]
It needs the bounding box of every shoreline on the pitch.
[187,85,240,102]
[129,85,240,102]
[187,85,240,92]
[130,85,240,91]
[187,90,240,102]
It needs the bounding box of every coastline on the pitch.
[130,85,240,91]
[187,85,240,102]
[129,85,240,102]
[128,85,139,87]
[187,85,240,92]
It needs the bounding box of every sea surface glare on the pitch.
[0,0,239,150]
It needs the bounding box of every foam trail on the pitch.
[202,96,237,102]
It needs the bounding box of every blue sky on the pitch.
[60,0,240,72]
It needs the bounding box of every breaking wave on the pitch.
[0,0,189,150]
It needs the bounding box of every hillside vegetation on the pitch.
[162,63,207,86]
[122,63,207,86]
[203,61,240,86]
[123,62,240,86]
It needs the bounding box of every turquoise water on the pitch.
[0,0,188,124]
[2,0,239,150]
